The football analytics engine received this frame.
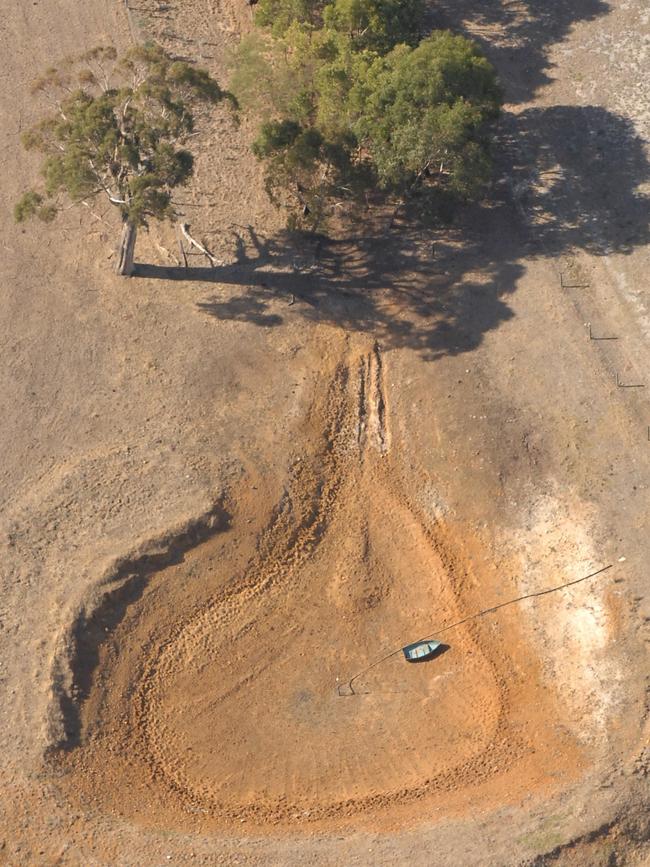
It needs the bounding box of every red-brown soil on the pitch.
[59,340,587,832]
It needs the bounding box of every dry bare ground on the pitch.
[0,1,648,865]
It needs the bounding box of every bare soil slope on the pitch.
[62,339,586,832]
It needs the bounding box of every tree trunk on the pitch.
[115,220,137,276]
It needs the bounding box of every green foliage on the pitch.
[254,0,423,50]
[323,0,425,51]
[254,0,322,36]
[351,33,502,196]
[230,30,313,121]
[253,119,304,157]
[233,0,501,228]
[14,190,57,223]
[16,43,231,230]
[252,121,322,223]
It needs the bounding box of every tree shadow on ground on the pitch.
[507,105,649,256]
[138,197,525,361]
[429,0,611,104]
[135,102,648,362]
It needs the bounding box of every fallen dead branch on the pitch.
[180,222,221,267]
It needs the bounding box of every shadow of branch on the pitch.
[134,104,648,361]
[430,0,611,104]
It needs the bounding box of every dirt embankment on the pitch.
[57,338,590,833]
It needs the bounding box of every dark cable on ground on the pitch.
[337,563,613,696]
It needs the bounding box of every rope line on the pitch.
[338,563,613,696]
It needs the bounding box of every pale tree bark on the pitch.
[115,220,137,276]
[180,222,219,266]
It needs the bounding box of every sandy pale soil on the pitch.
[0,1,649,865]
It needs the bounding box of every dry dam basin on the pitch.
[0,1,648,865]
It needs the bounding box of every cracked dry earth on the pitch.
[1,0,649,865]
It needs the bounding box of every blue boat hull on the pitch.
[402,639,445,662]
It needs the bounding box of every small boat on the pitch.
[402,639,443,663]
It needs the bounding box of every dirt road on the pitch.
[0,1,648,864]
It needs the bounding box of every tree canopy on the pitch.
[254,0,425,50]
[232,1,502,227]
[16,44,232,273]
[351,33,502,195]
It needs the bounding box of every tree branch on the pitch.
[180,222,220,266]
[88,158,128,205]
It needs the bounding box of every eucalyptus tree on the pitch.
[15,44,233,275]
[233,2,501,227]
